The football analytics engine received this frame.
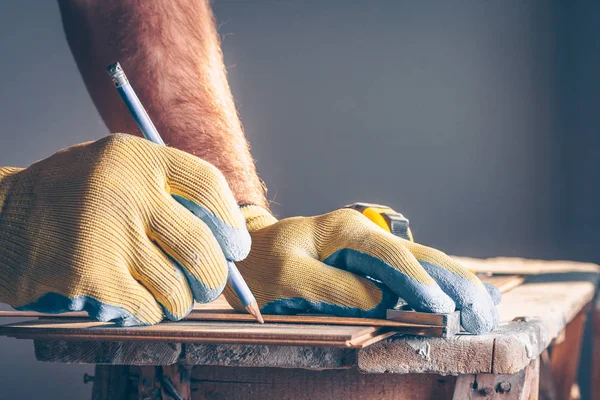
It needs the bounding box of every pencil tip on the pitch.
[245,302,265,324]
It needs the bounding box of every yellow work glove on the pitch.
[0,134,250,326]
[224,205,498,334]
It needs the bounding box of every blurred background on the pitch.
[0,0,599,398]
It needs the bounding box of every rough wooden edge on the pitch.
[455,256,600,275]
[183,343,358,370]
[357,334,495,375]
[34,340,182,365]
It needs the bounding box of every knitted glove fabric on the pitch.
[224,205,498,334]
[0,134,250,326]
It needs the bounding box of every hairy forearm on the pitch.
[57,0,267,207]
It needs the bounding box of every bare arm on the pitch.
[57,0,267,208]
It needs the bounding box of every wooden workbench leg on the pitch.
[136,365,191,400]
[549,308,588,400]
[592,301,600,400]
[91,365,130,400]
[161,364,192,400]
[452,358,539,400]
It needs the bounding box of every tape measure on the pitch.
[344,202,414,242]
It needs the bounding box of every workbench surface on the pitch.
[19,258,600,376]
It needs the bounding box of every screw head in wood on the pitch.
[498,381,512,393]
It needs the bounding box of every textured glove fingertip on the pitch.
[171,194,251,261]
[483,283,502,306]
[178,263,227,304]
[460,298,499,335]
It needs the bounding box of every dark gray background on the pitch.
[1,1,598,398]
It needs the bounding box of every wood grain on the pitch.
[386,309,460,327]
[452,358,540,400]
[0,309,453,333]
[480,274,526,293]
[456,257,600,276]
[92,365,130,400]
[184,365,457,400]
[0,319,394,348]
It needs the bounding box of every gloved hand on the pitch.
[224,205,498,334]
[0,134,250,326]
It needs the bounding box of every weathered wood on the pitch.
[34,340,181,365]
[161,364,191,400]
[538,350,556,400]
[184,343,357,369]
[137,366,159,400]
[592,301,600,400]
[455,257,600,276]
[359,334,495,375]
[91,365,129,400]
[359,273,597,375]
[452,358,539,400]
[550,308,587,400]
[189,366,457,400]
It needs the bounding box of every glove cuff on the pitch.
[240,205,278,232]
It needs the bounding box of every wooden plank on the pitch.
[352,329,398,348]
[185,365,457,400]
[0,308,453,331]
[480,274,526,294]
[185,312,453,333]
[0,319,391,348]
[455,256,600,276]
[386,309,460,327]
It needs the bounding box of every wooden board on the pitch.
[386,309,460,326]
[480,274,526,293]
[0,318,400,348]
[0,292,458,338]
[456,256,600,275]
[0,310,456,335]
